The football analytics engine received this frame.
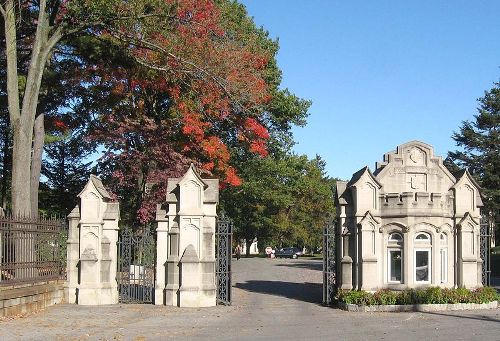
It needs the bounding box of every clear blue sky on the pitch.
[240,0,500,180]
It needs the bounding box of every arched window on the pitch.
[389,232,403,242]
[415,232,431,241]
[387,232,403,283]
[414,232,431,283]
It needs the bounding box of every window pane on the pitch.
[390,250,402,281]
[415,250,429,281]
[390,233,402,241]
[416,233,430,240]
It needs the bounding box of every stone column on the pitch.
[340,228,353,290]
[157,164,218,307]
[68,175,120,305]
[154,204,169,305]
[65,206,80,303]
[456,214,480,288]
[358,217,379,291]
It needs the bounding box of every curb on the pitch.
[338,301,498,312]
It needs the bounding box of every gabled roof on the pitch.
[346,166,382,189]
[452,169,482,190]
[457,211,480,227]
[78,175,112,200]
[335,181,348,205]
[374,140,456,184]
[358,211,380,226]
[452,169,484,207]
[177,163,208,189]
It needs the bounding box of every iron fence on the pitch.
[117,226,156,304]
[480,215,492,286]
[216,214,232,305]
[0,215,67,286]
[323,222,336,306]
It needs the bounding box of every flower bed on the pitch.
[336,287,499,312]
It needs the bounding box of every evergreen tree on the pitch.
[41,133,94,217]
[447,81,500,241]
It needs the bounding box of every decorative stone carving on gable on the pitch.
[407,146,426,166]
[374,140,455,194]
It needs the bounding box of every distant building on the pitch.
[335,141,484,291]
[242,238,259,255]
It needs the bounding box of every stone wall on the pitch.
[0,280,65,317]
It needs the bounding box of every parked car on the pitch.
[274,247,303,259]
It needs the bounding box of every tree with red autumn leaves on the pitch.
[74,0,309,224]
[1,0,308,219]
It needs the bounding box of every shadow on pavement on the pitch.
[235,280,322,304]
[274,261,323,271]
[421,310,500,323]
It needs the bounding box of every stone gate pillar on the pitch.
[65,175,120,305]
[155,164,218,307]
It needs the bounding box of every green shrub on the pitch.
[336,289,374,305]
[441,288,459,303]
[336,287,498,306]
[373,289,398,305]
[472,287,499,304]
[396,290,413,305]
[421,287,447,304]
[454,287,472,303]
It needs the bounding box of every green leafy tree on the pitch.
[221,154,334,255]
[447,81,500,241]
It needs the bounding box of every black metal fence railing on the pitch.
[0,215,67,286]
[480,215,492,287]
[216,214,232,306]
[323,222,336,306]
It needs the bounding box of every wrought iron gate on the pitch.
[480,215,492,286]
[117,226,156,303]
[216,214,233,305]
[323,222,336,306]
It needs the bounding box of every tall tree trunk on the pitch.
[30,113,44,218]
[2,0,62,216]
[1,121,12,209]
[245,237,251,257]
[10,121,33,216]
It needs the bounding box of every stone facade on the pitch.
[155,164,218,307]
[335,141,484,291]
[66,175,120,305]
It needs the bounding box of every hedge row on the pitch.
[336,287,499,306]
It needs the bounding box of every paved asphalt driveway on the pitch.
[0,257,499,340]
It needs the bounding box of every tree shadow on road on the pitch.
[234,280,323,304]
[421,310,500,323]
[274,261,323,271]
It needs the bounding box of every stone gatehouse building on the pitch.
[335,141,483,291]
